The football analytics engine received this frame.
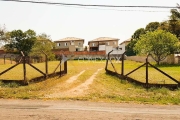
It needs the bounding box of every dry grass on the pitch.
[107,60,180,84]
[0,60,180,105]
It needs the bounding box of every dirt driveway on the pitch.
[0,99,180,120]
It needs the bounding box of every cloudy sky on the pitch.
[0,0,179,45]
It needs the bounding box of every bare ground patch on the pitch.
[46,68,103,98]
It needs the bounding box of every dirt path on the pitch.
[46,68,103,98]
[66,70,86,83]
[0,99,180,120]
[65,68,103,96]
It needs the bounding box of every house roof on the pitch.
[88,37,119,44]
[119,38,131,45]
[90,37,119,42]
[54,37,84,42]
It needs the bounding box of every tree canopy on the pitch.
[30,33,55,60]
[145,22,160,32]
[134,30,179,65]
[0,25,9,48]
[4,29,36,55]
[126,28,146,56]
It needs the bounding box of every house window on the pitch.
[65,43,68,46]
[114,42,116,45]
[78,42,81,45]
[57,43,60,46]
[107,42,109,45]
[92,43,95,46]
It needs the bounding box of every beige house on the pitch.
[54,37,84,52]
[120,38,131,46]
[88,37,119,51]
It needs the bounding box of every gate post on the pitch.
[21,51,28,85]
[146,54,149,89]
[4,54,6,64]
[60,55,62,77]
[10,55,13,64]
[121,53,125,76]
[42,51,48,78]
[64,58,67,74]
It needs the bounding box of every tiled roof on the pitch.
[54,37,84,42]
[120,38,131,44]
[89,37,119,42]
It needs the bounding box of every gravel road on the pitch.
[0,99,180,120]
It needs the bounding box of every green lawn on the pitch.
[107,60,180,84]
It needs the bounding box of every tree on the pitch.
[145,22,160,32]
[0,25,10,48]
[170,4,180,19]
[30,33,55,60]
[4,29,36,55]
[131,28,146,40]
[169,8,180,38]
[126,28,146,56]
[158,21,170,31]
[134,30,179,65]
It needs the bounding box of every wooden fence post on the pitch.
[105,50,113,70]
[21,51,27,85]
[146,55,149,89]
[10,55,13,64]
[64,59,67,74]
[121,53,125,76]
[4,54,6,64]
[60,55,62,77]
[45,53,48,77]
[41,51,48,78]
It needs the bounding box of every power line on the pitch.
[63,5,169,13]
[0,0,179,9]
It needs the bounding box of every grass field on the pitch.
[0,60,180,105]
[107,60,180,84]
[0,61,64,80]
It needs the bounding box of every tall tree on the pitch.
[134,30,179,65]
[145,22,160,32]
[30,33,55,60]
[169,7,180,38]
[4,29,36,55]
[158,21,170,32]
[170,4,180,19]
[0,25,9,47]
[126,28,146,56]
[131,28,146,40]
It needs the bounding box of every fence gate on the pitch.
[0,51,67,85]
[105,50,180,89]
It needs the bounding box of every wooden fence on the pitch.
[0,51,67,85]
[105,51,180,89]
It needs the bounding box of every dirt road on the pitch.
[0,99,180,120]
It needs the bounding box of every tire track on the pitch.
[46,68,103,98]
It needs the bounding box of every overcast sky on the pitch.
[0,0,180,45]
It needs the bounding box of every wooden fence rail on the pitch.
[0,51,67,85]
[105,52,180,89]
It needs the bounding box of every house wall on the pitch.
[89,40,118,48]
[74,41,84,48]
[69,45,76,52]
[102,40,118,48]
[55,41,70,49]
[126,55,176,64]
[89,41,99,47]
[55,40,84,49]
